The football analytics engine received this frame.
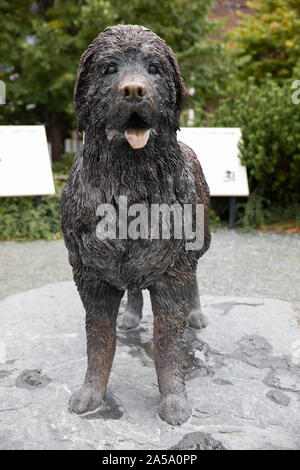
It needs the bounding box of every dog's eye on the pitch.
[148,64,159,75]
[104,65,117,75]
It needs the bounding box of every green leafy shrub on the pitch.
[52,151,75,174]
[228,0,300,84]
[210,76,300,204]
[236,191,270,229]
[209,208,222,230]
[236,191,300,230]
[0,188,61,241]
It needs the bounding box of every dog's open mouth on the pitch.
[124,113,150,150]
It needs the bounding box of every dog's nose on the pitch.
[120,82,146,102]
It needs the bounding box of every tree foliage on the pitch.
[0,0,226,159]
[228,0,300,83]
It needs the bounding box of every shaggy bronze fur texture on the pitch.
[61,25,210,425]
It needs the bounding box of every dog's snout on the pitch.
[120,82,146,102]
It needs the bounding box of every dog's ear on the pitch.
[166,47,186,129]
[74,43,97,133]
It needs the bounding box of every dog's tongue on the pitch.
[125,128,150,149]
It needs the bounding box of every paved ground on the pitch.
[0,229,299,450]
[1,229,299,314]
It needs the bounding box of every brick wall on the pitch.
[210,0,252,28]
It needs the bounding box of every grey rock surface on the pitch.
[0,281,299,450]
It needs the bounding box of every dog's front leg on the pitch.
[150,278,192,426]
[68,280,124,415]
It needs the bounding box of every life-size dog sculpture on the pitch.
[61,24,210,426]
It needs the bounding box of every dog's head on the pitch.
[74,25,186,150]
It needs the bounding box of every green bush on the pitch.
[228,0,300,84]
[0,188,61,241]
[210,76,300,204]
[236,190,300,229]
[52,151,75,174]
[236,191,270,229]
[209,208,222,230]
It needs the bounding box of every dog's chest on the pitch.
[72,173,184,289]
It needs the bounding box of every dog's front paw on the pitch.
[158,394,192,426]
[68,383,103,415]
[188,309,208,330]
[118,311,140,330]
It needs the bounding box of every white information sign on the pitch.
[0,125,55,197]
[177,127,249,197]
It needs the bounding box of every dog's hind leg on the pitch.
[187,275,208,330]
[118,288,143,330]
[150,277,193,426]
[68,278,124,415]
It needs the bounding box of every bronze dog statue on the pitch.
[61,25,210,425]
